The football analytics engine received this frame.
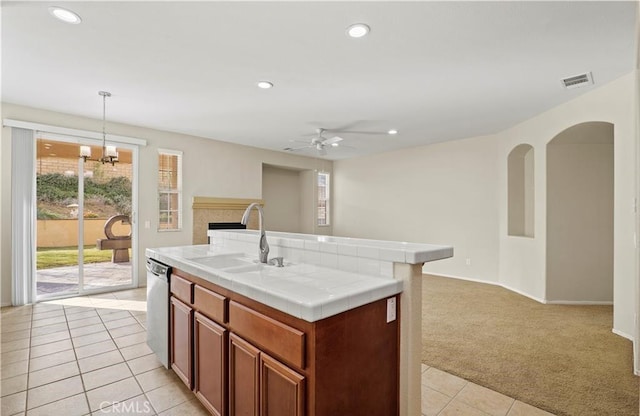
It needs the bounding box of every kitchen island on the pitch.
[146,230,453,416]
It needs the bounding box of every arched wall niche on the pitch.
[507,144,535,237]
[545,121,614,302]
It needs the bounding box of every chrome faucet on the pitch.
[241,203,270,263]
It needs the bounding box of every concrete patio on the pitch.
[36,262,133,297]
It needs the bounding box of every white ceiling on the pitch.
[2,1,637,160]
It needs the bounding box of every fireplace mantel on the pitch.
[192,197,262,244]
[192,197,264,210]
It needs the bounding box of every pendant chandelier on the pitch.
[79,91,119,165]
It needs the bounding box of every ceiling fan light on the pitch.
[387,129,398,135]
[331,142,339,147]
[346,23,370,38]
[257,81,274,89]
[48,6,82,24]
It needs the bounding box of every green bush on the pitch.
[37,207,65,220]
[37,173,132,215]
[37,173,79,202]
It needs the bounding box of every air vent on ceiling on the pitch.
[561,72,593,89]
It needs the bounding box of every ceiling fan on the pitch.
[284,128,344,156]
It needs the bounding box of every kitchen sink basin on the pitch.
[188,253,293,275]
[188,254,255,270]
[222,263,266,273]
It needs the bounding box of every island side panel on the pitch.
[313,297,400,416]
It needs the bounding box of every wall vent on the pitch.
[561,72,593,89]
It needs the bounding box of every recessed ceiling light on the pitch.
[347,23,370,38]
[331,143,339,147]
[48,6,82,24]
[257,81,274,89]
[387,129,398,135]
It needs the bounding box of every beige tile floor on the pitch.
[420,364,554,416]
[1,288,554,416]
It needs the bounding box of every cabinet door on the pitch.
[170,296,193,389]
[260,353,305,416]
[194,312,227,416]
[229,333,260,416]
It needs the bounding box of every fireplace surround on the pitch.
[191,197,261,244]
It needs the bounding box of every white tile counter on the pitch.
[146,230,452,322]
[209,229,453,265]
[146,244,403,322]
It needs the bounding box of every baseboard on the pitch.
[499,283,547,304]
[612,328,634,341]
[423,272,501,287]
[425,273,618,307]
[546,300,614,305]
[1,302,11,307]
[424,273,548,304]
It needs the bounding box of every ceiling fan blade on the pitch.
[284,145,312,152]
[336,130,387,136]
[323,136,343,145]
[335,143,356,149]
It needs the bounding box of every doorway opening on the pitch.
[546,122,614,302]
[36,136,135,299]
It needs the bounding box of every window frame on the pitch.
[317,171,331,227]
[157,148,183,232]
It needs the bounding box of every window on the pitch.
[158,149,182,231]
[317,172,330,226]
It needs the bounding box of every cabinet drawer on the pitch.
[194,285,227,324]
[229,301,305,369]
[170,273,193,305]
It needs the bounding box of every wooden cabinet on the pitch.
[260,353,305,416]
[171,272,230,415]
[170,296,193,388]
[194,312,228,416]
[229,333,260,416]
[229,333,305,416]
[169,267,399,416]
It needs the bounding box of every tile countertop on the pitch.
[210,229,454,264]
[147,235,453,322]
[146,244,403,322]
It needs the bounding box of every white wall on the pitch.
[333,71,638,345]
[333,134,501,282]
[0,105,4,305]
[262,164,302,233]
[299,170,315,235]
[546,124,614,302]
[498,72,637,338]
[1,103,330,306]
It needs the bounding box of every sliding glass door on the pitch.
[35,136,136,299]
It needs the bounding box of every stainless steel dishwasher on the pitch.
[146,257,171,368]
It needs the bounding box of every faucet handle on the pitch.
[268,257,284,267]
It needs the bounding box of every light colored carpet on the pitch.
[422,274,638,416]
